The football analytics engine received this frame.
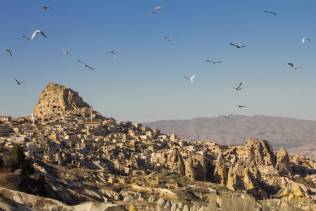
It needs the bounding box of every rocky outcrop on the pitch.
[213,153,228,185]
[275,147,292,177]
[169,148,185,175]
[245,138,276,166]
[185,157,197,180]
[33,83,90,118]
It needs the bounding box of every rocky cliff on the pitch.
[33,83,90,118]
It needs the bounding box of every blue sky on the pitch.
[0,0,315,122]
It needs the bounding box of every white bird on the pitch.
[184,75,196,82]
[152,6,162,14]
[4,48,13,57]
[302,37,311,43]
[206,59,222,64]
[106,50,117,58]
[76,58,95,71]
[230,42,246,48]
[223,114,233,119]
[62,49,71,55]
[31,30,48,40]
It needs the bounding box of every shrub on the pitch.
[4,144,26,171]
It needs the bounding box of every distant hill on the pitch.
[144,115,316,156]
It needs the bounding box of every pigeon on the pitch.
[236,105,246,108]
[286,63,303,70]
[4,49,13,57]
[233,82,243,91]
[206,60,222,64]
[31,30,48,40]
[42,5,53,11]
[105,50,117,58]
[14,78,25,86]
[152,6,162,14]
[302,37,311,43]
[76,58,95,71]
[184,75,196,82]
[230,42,246,48]
[264,11,278,15]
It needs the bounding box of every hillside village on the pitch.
[0,83,315,211]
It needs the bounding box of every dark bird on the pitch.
[164,36,172,42]
[233,82,243,91]
[4,49,13,57]
[42,5,53,11]
[264,11,278,15]
[286,63,303,70]
[105,50,117,58]
[206,60,222,64]
[230,42,246,48]
[14,78,25,86]
[76,59,95,71]
[236,105,246,108]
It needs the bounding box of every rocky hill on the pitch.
[144,115,316,157]
[33,83,90,118]
[0,83,315,211]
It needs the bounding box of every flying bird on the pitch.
[184,75,196,82]
[264,11,278,15]
[223,114,233,119]
[105,50,117,58]
[164,36,172,42]
[230,42,246,48]
[302,37,311,43]
[286,63,303,70]
[152,6,162,14]
[42,5,53,11]
[22,35,31,41]
[4,49,13,57]
[14,78,25,86]
[62,49,71,55]
[236,105,246,108]
[76,59,95,71]
[206,60,222,64]
[31,30,48,40]
[233,82,243,91]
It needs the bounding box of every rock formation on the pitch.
[275,147,292,177]
[33,83,90,118]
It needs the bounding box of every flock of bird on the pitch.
[5,4,313,119]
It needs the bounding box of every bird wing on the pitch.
[31,30,40,40]
[22,35,30,40]
[40,31,48,38]
[76,58,85,65]
[190,75,196,81]
[5,49,12,56]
